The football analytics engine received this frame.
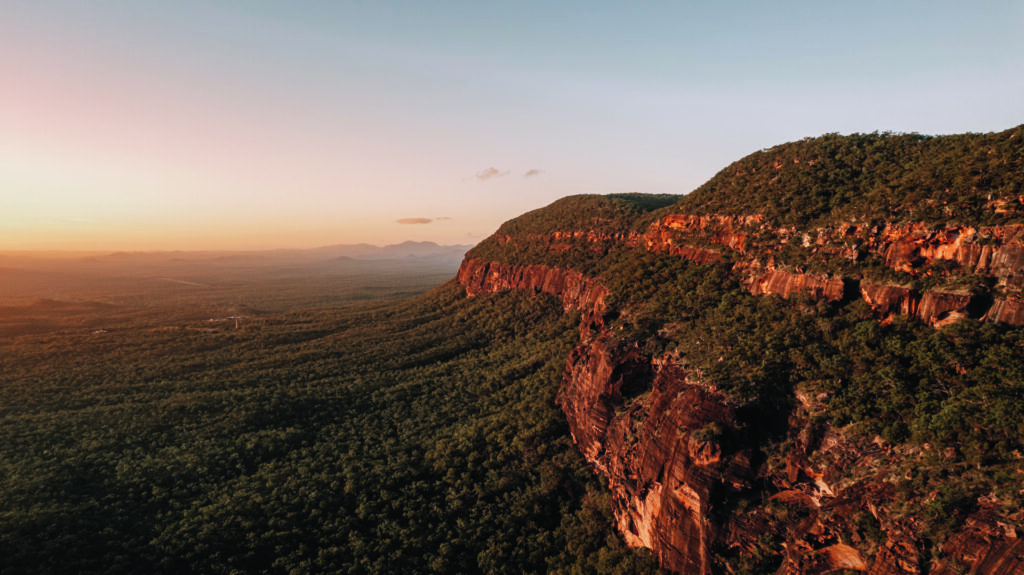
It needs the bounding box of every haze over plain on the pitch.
[2,1,1022,251]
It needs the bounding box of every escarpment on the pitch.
[458,254,1024,574]
[486,215,1024,327]
[457,127,1024,574]
[648,218,1024,327]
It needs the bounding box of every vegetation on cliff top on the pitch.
[674,125,1024,227]
[467,193,676,271]
[478,127,1024,251]
[493,193,679,238]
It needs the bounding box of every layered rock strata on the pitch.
[490,212,1024,326]
[456,259,608,316]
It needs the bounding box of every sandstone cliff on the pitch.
[487,213,1024,328]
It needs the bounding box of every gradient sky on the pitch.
[2,1,1023,251]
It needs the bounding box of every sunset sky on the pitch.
[2,1,1023,251]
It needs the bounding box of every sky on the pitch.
[2,1,1023,251]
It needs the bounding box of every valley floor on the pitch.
[0,266,662,574]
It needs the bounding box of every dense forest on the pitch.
[0,274,662,574]
[676,125,1024,226]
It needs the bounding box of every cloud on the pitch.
[476,167,509,180]
[434,216,453,221]
[523,169,543,178]
[396,217,433,224]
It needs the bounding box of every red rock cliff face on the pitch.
[985,298,1024,325]
[456,258,608,316]
[915,290,977,328]
[557,333,744,574]
[747,271,846,302]
[646,214,762,253]
[860,283,917,318]
[642,215,1024,327]
[488,212,1024,326]
[866,223,1024,289]
[456,255,1024,574]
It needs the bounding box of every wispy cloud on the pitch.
[434,216,453,221]
[475,167,509,180]
[396,217,432,224]
[523,169,543,178]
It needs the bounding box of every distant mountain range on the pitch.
[1,241,471,271]
[0,242,471,305]
[307,240,472,260]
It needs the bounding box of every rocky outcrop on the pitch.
[456,258,608,316]
[747,271,846,302]
[866,224,1024,289]
[557,334,649,462]
[985,298,1024,325]
[986,244,1024,290]
[860,283,917,317]
[763,222,1024,288]
[915,290,977,328]
[559,337,745,575]
[934,506,1024,574]
[636,213,1024,326]
[645,214,763,253]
